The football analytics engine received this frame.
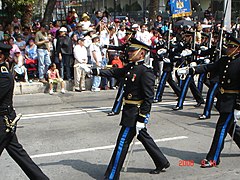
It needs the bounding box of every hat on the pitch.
[77,37,85,42]
[16,34,22,39]
[125,27,135,35]
[72,9,76,12]
[127,38,150,51]
[82,13,90,19]
[71,23,77,28]
[114,18,121,23]
[14,49,21,54]
[91,34,99,40]
[59,27,67,32]
[40,23,49,30]
[226,35,240,47]
[132,24,139,28]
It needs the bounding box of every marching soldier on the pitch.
[106,28,135,116]
[177,35,240,167]
[154,38,181,102]
[91,38,170,179]
[197,34,220,119]
[173,32,205,110]
[0,42,49,179]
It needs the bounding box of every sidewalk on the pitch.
[14,78,92,95]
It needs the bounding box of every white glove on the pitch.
[136,121,145,134]
[234,109,240,120]
[163,58,171,63]
[181,49,192,57]
[177,67,189,76]
[200,46,208,51]
[79,64,92,73]
[157,48,167,56]
[204,58,210,64]
[190,62,197,67]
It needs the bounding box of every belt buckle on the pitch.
[220,87,224,94]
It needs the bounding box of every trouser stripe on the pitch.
[109,127,130,179]
[213,112,233,162]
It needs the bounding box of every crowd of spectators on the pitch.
[0,8,239,94]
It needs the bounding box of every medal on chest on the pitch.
[132,74,136,82]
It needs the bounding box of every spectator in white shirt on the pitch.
[138,24,152,45]
[89,34,102,91]
[117,24,126,40]
[73,38,88,92]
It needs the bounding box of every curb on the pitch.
[14,78,92,95]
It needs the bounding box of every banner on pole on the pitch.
[169,0,192,18]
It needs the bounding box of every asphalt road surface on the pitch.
[1,88,240,180]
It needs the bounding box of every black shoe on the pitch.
[149,162,170,174]
[75,89,82,92]
[200,159,218,168]
[107,111,117,116]
[172,106,183,111]
[194,101,205,107]
[153,99,162,103]
[198,114,210,120]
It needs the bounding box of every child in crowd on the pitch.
[47,63,65,95]
[13,50,28,82]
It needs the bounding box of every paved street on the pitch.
[1,88,240,180]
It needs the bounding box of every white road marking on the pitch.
[21,100,196,120]
[30,136,188,158]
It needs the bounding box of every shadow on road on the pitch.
[38,159,107,180]
[133,146,206,165]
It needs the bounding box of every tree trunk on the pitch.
[42,0,57,24]
[148,0,159,21]
[21,4,33,27]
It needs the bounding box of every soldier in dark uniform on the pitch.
[173,32,205,110]
[92,38,170,179]
[154,39,181,102]
[0,42,49,179]
[197,37,220,120]
[106,28,135,116]
[177,35,240,167]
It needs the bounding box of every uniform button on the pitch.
[223,76,225,78]
[221,81,224,84]
[131,66,133,69]
[127,72,130,74]
[125,78,127,80]
[124,84,126,87]
[224,70,227,73]
[226,65,228,68]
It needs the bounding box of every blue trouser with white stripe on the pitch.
[202,82,219,118]
[104,126,169,180]
[206,112,240,164]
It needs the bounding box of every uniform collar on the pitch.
[129,59,145,65]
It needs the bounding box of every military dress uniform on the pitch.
[173,45,205,110]
[154,42,181,102]
[188,36,240,166]
[94,39,170,179]
[197,46,220,119]
[0,43,49,180]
